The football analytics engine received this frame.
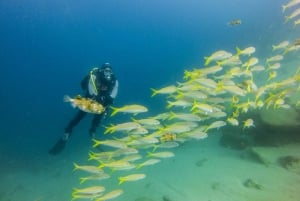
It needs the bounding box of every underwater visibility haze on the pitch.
[0,0,300,201]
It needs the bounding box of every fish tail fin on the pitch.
[204,56,210,66]
[131,117,137,122]
[92,139,101,148]
[150,88,157,97]
[104,125,114,134]
[110,106,118,116]
[166,101,173,109]
[293,21,298,28]
[63,95,71,102]
[284,16,290,23]
[146,151,153,158]
[152,145,158,152]
[88,152,97,161]
[79,177,87,184]
[282,5,286,13]
[71,191,79,201]
[118,177,125,185]
[73,163,79,172]
[183,70,192,79]
[98,161,105,169]
[204,125,209,133]
[235,47,242,56]
[104,127,110,134]
[191,99,198,111]
[136,164,142,169]
[168,111,176,120]
[175,91,184,99]
[271,45,276,51]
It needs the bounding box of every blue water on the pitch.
[0,0,298,200]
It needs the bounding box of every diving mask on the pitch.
[103,68,112,80]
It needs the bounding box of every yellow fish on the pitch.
[217,55,242,66]
[204,120,227,132]
[266,55,284,63]
[204,50,232,66]
[147,151,175,158]
[166,99,192,109]
[151,85,177,97]
[294,18,300,27]
[191,101,214,114]
[236,46,256,56]
[198,65,223,76]
[266,63,281,71]
[243,118,255,129]
[136,159,161,169]
[268,71,277,81]
[72,186,106,196]
[73,163,104,174]
[93,139,128,149]
[118,174,146,185]
[282,0,300,12]
[95,189,123,201]
[99,160,132,169]
[72,193,103,201]
[110,104,148,116]
[285,8,300,23]
[272,41,289,51]
[168,112,202,122]
[227,117,239,126]
[64,95,105,114]
[104,122,142,134]
[242,57,259,70]
[79,173,110,184]
[131,117,161,126]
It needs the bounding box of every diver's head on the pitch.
[100,62,113,81]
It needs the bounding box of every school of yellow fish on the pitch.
[71,2,300,200]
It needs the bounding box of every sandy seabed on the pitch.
[1,132,300,201]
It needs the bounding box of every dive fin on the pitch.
[49,138,67,155]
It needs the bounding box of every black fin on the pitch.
[49,138,67,155]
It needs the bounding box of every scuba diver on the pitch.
[49,62,118,155]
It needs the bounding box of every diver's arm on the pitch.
[80,75,90,90]
[110,80,119,99]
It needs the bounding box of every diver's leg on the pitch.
[89,114,103,138]
[64,110,87,138]
[49,110,87,155]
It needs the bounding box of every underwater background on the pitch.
[0,0,300,201]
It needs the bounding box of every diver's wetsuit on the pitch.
[49,66,118,155]
[64,107,103,137]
